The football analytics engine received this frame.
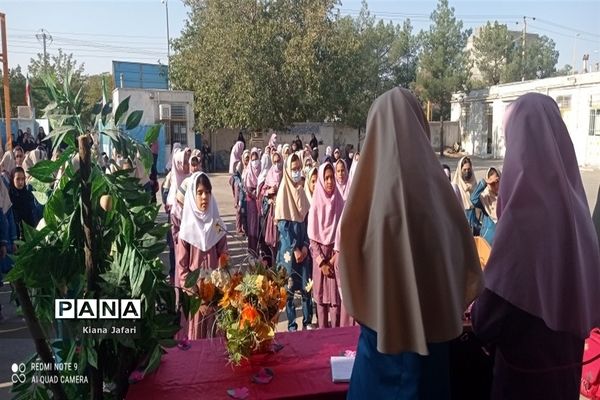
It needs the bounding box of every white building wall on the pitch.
[112,88,195,166]
[452,72,600,166]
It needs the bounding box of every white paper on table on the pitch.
[330,356,355,383]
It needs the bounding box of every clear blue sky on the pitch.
[2,0,599,75]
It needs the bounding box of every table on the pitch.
[127,326,360,400]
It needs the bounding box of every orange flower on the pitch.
[278,287,287,310]
[219,253,230,268]
[240,304,260,328]
[198,279,215,303]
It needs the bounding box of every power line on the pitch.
[8,49,162,61]
[9,33,167,47]
[534,18,600,40]
[7,27,166,40]
[528,23,600,44]
[9,38,167,54]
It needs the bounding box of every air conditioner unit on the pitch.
[17,106,33,119]
[159,104,171,121]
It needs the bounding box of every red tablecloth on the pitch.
[127,326,360,400]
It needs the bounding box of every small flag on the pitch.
[25,75,32,107]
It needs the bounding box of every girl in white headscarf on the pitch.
[177,172,229,339]
[338,88,482,399]
[0,152,16,185]
[452,156,480,235]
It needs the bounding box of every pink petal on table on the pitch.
[252,368,274,384]
[177,339,191,351]
[271,343,284,353]
[227,387,250,399]
[344,350,356,358]
[128,370,145,384]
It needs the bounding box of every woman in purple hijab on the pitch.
[472,93,600,400]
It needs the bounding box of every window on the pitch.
[171,104,187,120]
[169,103,188,145]
[590,109,600,136]
[556,95,571,110]
[171,121,188,145]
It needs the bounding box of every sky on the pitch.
[2,0,599,76]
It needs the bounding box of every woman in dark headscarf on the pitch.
[9,167,38,241]
[16,129,24,148]
[472,93,600,400]
[236,131,246,148]
[309,134,318,153]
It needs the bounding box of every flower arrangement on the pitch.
[185,255,288,365]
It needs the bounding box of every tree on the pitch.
[472,22,514,85]
[0,65,27,117]
[554,64,573,77]
[28,48,86,117]
[416,0,471,120]
[323,3,419,130]
[82,72,114,126]
[503,35,559,82]
[171,0,344,131]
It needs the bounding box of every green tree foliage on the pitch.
[322,3,419,129]
[171,0,341,130]
[472,22,514,85]
[27,49,86,117]
[471,22,560,84]
[0,66,27,116]
[171,0,419,131]
[500,35,559,82]
[554,64,574,77]
[416,0,471,120]
[7,72,177,399]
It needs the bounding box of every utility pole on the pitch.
[35,29,53,71]
[161,0,171,89]
[519,16,535,81]
[0,13,11,150]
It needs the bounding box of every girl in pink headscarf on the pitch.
[334,159,349,200]
[307,162,345,328]
[244,148,262,254]
[472,93,600,400]
[258,151,283,264]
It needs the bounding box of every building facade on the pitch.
[109,88,195,173]
[451,71,600,166]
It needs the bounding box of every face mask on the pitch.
[291,170,302,183]
[462,171,472,181]
[251,160,260,169]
